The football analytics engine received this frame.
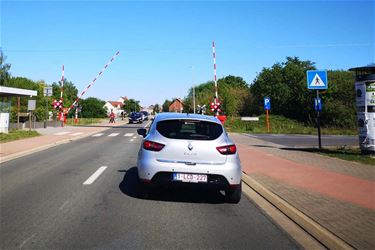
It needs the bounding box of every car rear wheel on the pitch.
[225,182,242,203]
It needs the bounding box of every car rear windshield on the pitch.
[156,119,223,140]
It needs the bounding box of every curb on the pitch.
[241,174,354,250]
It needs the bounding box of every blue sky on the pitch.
[1,0,374,107]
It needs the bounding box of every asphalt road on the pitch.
[1,124,299,249]
[245,134,358,148]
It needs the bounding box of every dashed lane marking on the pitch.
[124,133,134,137]
[83,166,107,185]
[92,133,104,137]
[108,133,119,137]
[130,139,134,142]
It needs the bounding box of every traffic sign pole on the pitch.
[264,97,271,133]
[45,98,48,128]
[307,70,327,150]
[316,90,322,150]
[266,109,270,133]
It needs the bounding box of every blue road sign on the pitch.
[264,97,271,110]
[314,98,322,111]
[307,70,328,90]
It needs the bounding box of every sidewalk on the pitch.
[0,118,129,163]
[231,133,375,249]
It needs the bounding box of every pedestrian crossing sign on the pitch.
[307,70,328,90]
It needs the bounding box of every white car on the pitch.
[136,112,242,203]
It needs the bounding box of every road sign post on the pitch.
[316,91,322,150]
[27,100,36,131]
[264,97,271,133]
[43,87,53,128]
[307,70,328,150]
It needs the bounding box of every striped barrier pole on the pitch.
[67,51,120,113]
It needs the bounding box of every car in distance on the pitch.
[141,111,150,121]
[129,112,144,124]
[136,112,242,203]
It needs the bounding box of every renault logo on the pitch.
[188,143,193,151]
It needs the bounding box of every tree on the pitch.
[79,97,107,118]
[250,57,316,123]
[250,57,356,127]
[153,104,161,114]
[217,76,252,116]
[319,70,356,128]
[0,50,11,86]
[183,75,252,116]
[123,98,141,113]
[162,99,172,112]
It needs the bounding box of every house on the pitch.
[103,96,128,116]
[103,101,124,117]
[117,96,128,103]
[169,98,184,113]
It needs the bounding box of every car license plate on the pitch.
[173,173,207,183]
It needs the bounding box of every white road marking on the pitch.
[130,139,134,142]
[108,133,119,137]
[92,133,104,137]
[54,132,70,136]
[19,233,36,249]
[83,166,107,185]
[124,133,134,137]
[71,132,83,136]
[132,136,137,139]
[58,200,72,211]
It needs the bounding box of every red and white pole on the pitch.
[212,41,218,104]
[212,41,221,116]
[74,108,78,124]
[59,65,65,122]
[61,65,64,100]
[67,51,120,113]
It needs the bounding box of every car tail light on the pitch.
[216,144,237,155]
[143,140,165,151]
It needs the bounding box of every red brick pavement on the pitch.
[237,144,375,210]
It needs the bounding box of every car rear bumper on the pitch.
[140,172,239,190]
[137,156,242,187]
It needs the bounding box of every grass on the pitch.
[317,147,374,165]
[0,130,40,143]
[225,115,357,135]
[282,146,374,165]
[66,118,106,126]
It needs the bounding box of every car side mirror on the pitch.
[137,128,147,137]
